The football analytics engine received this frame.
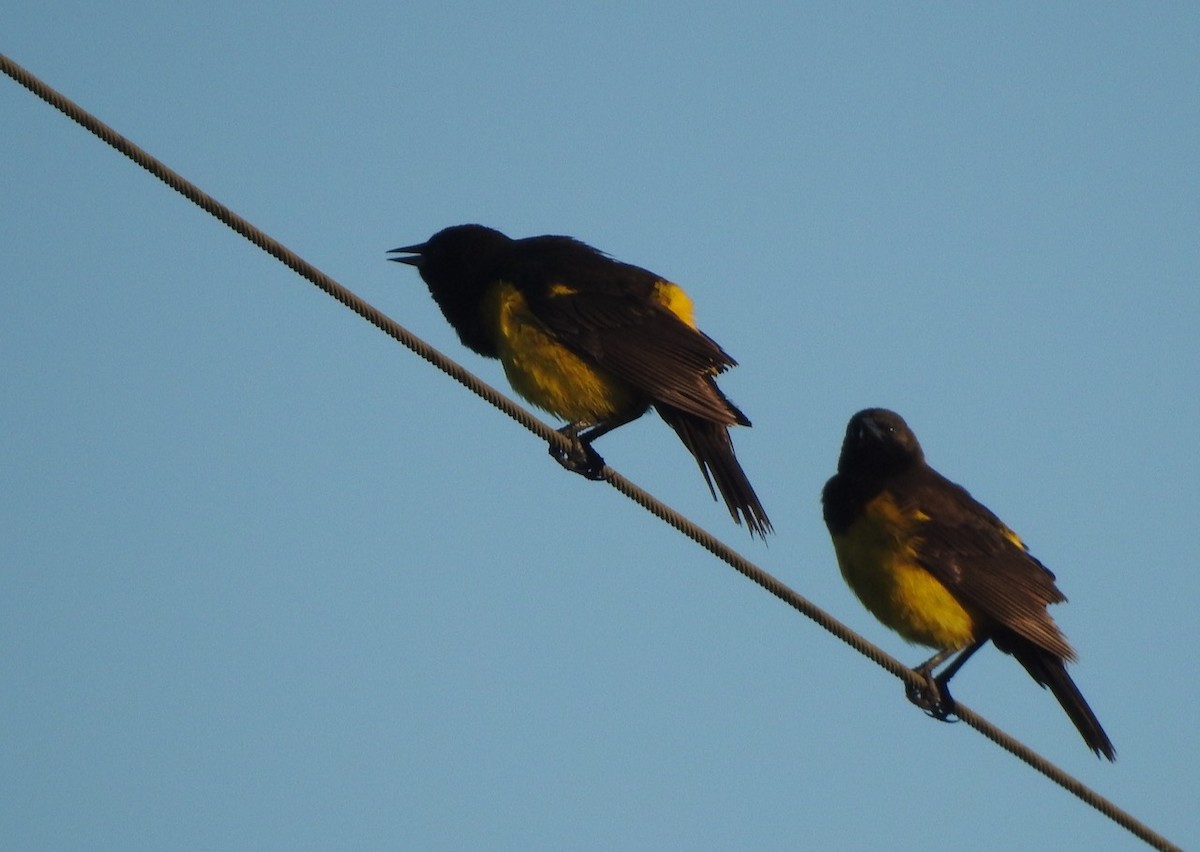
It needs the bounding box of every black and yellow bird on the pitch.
[822,408,1114,759]
[388,224,771,537]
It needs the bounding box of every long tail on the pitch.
[656,405,772,539]
[1003,634,1115,760]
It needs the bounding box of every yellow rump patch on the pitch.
[653,280,697,329]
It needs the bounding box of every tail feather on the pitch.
[1002,633,1115,761]
[656,405,772,539]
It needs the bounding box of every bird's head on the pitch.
[388,224,512,293]
[837,408,925,476]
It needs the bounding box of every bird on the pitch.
[821,407,1114,759]
[388,224,771,538]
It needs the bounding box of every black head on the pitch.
[836,408,925,477]
[388,224,512,286]
[387,224,515,357]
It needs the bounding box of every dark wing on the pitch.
[514,239,747,425]
[905,468,1076,661]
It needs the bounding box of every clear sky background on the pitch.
[3,5,1197,850]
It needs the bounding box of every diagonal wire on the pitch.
[1,52,1181,852]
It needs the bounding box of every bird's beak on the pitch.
[858,415,889,444]
[387,243,427,267]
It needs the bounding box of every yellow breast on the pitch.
[481,282,640,425]
[832,493,977,651]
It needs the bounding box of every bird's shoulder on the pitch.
[504,237,735,370]
[507,236,663,309]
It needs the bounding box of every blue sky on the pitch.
[3,4,1197,849]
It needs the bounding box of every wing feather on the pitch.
[510,238,747,425]
[906,469,1076,661]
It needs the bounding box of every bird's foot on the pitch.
[549,435,608,481]
[905,667,959,723]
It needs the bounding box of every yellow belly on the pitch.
[833,495,977,651]
[482,282,640,424]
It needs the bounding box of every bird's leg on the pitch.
[906,649,957,719]
[548,409,645,481]
[905,640,986,722]
[549,422,608,481]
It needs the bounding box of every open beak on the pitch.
[387,243,427,267]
